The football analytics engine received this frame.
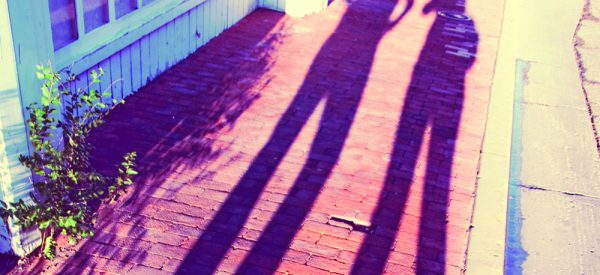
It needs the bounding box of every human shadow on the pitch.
[350,0,478,274]
[176,0,413,273]
[49,10,287,274]
[0,254,17,274]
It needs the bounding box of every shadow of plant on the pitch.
[18,10,290,274]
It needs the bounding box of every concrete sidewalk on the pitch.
[468,0,600,273]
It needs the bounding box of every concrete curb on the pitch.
[464,0,512,272]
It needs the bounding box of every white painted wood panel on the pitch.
[130,40,142,93]
[61,0,333,108]
[120,48,133,98]
[109,53,123,101]
[189,9,198,53]
[148,30,160,81]
[65,0,260,105]
[98,59,112,102]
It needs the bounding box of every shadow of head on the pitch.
[423,0,468,14]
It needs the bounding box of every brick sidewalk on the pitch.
[19,0,503,274]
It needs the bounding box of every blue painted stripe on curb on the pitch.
[504,59,530,275]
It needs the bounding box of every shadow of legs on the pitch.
[351,1,478,273]
[236,88,364,273]
[176,89,323,273]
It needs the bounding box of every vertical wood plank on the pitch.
[180,12,190,61]
[227,0,234,27]
[130,40,142,92]
[204,0,213,42]
[183,12,190,58]
[196,4,205,48]
[141,34,152,83]
[157,25,167,73]
[74,72,88,98]
[174,14,182,63]
[189,7,198,52]
[166,20,175,68]
[172,15,181,64]
[217,0,223,33]
[109,52,123,101]
[148,30,160,81]
[87,67,100,98]
[74,71,89,116]
[98,59,112,102]
[237,0,244,23]
[174,16,181,64]
[211,0,218,40]
[120,47,133,98]
[221,0,227,33]
[237,0,243,25]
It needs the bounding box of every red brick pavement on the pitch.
[20,0,504,274]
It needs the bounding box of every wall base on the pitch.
[259,0,329,17]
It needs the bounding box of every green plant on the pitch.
[0,66,137,260]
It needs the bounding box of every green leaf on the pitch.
[41,96,50,106]
[126,169,138,175]
[43,236,56,260]
[10,65,138,259]
[39,220,51,229]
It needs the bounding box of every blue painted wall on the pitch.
[69,0,260,102]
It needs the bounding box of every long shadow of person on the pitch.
[176,0,415,273]
[51,11,287,275]
[350,0,478,274]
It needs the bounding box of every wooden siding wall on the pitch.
[70,0,259,102]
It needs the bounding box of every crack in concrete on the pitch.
[573,0,600,158]
[518,183,600,200]
[522,101,590,112]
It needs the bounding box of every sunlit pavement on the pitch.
[14,0,505,274]
[467,0,600,273]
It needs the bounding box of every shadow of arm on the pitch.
[387,0,414,30]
